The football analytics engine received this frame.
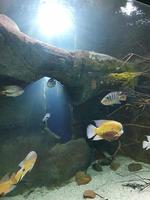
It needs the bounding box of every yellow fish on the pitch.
[16,151,37,182]
[0,151,37,197]
[0,173,18,197]
[87,120,123,142]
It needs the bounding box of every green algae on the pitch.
[108,72,142,87]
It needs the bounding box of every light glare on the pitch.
[37,0,74,36]
[121,0,137,16]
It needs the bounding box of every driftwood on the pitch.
[0,14,149,105]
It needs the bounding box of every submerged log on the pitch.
[0,14,149,104]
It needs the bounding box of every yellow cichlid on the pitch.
[17,151,37,181]
[87,120,123,142]
[0,151,37,197]
[0,173,18,197]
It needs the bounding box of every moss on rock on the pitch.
[108,72,141,88]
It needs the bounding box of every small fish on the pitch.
[143,136,150,150]
[47,78,56,88]
[0,85,24,97]
[101,91,127,105]
[87,120,124,142]
[42,113,51,123]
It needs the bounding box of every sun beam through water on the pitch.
[37,0,74,36]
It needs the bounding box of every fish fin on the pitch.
[117,101,121,104]
[28,164,34,172]
[120,129,124,135]
[14,169,25,182]
[146,145,150,150]
[0,173,10,183]
[87,124,96,139]
[16,166,32,182]
[93,135,103,141]
[94,120,107,127]
[18,172,26,181]
[143,141,150,150]
[119,94,127,101]
[146,136,150,142]
[0,192,5,197]
[113,99,121,104]
[18,161,24,168]
[102,151,112,160]
[7,185,17,194]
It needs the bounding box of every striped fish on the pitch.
[101,91,127,105]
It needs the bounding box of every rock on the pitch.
[0,137,91,195]
[92,158,113,172]
[0,14,147,105]
[83,189,107,199]
[0,15,20,32]
[99,158,112,166]
[120,111,150,164]
[36,138,91,187]
[83,190,96,199]
[75,171,92,185]
[92,162,103,172]
[128,163,142,172]
[110,162,120,171]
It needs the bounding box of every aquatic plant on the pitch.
[122,174,150,191]
[108,72,141,88]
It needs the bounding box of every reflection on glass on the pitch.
[120,0,138,16]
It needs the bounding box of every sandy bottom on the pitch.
[2,156,150,200]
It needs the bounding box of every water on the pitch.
[0,0,150,199]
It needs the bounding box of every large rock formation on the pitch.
[0,14,149,105]
[0,136,91,195]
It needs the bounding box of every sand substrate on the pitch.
[2,156,150,200]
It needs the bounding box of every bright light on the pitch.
[120,0,137,16]
[37,0,74,36]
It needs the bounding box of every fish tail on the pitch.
[0,91,6,94]
[146,135,150,142]
[119,93,127,101]
[87,124,96,139]
[143,141,150,150]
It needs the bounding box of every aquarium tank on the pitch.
[0,0,150,199]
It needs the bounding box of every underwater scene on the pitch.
[0,0,150,199]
